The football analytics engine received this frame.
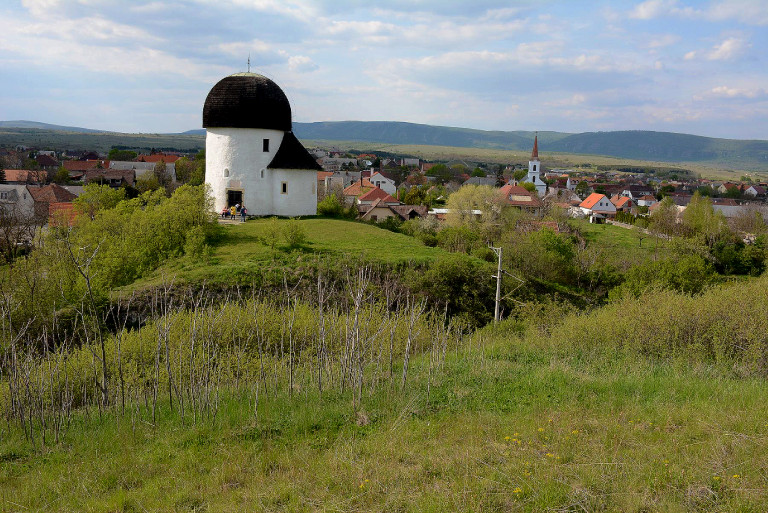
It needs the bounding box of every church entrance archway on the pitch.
[227,189,243,207]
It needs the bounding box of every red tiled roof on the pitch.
[137,154,180,163]
[84,169,135,186]
[611,196,632,208]
[317,171,334,180]
[63,160,107,171]
[3,169,47,183]
[49,202,77,226]
[358,187,398,203]
[579,193,608,210]
[498,184,543,208]
[36,154,58,167]
[343,179,374,197]
[28,184,77,204]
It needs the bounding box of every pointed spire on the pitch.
[531,132,539,160]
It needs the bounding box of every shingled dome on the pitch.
[203,73,291,131]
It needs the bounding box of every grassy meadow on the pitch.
[4,269,768,511]
[3,321,768,511]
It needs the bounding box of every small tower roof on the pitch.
[531,134,539,160]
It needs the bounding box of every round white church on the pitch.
[203,72,321,216]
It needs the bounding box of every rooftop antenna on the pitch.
[247,54,251,72]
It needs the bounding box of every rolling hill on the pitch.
[2,120,768,170]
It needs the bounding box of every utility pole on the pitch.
[491,246,502,322]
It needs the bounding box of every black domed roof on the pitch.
[203,73,292,131]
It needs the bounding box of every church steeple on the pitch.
[531,132,539,160]
[523,131,546,196]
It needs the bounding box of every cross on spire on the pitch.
[247,54,251,72]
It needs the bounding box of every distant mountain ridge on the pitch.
[3,120,768,168]
[0,120,108,133]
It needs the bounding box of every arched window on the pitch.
[224,168,229,177]
[260,168,265,179]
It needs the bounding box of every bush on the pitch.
[317,194,345,217]
[282,219,307,248]
[609,254,719,300]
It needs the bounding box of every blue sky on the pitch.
[1,0,766,139]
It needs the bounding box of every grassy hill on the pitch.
[119,217,462,293]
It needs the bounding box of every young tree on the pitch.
[174,157,195,184]
[681,192,729,246]
[52,166,70,184]
[0,167,5,184]
[73,183,126,220]
[649,197,679,237]
[445,184,507,242]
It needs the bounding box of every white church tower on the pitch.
[522,133,547,196]
[203,72,321,216]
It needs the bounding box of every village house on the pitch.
[499,184,543,214]
[611,195,633,212]
[744,185,766,198]
[342,179,375,205]
[368,171,397,196]
[579,192,616,223]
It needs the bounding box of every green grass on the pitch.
[4,337,768,512]
[572,218,671,268]
[120,217,458,292]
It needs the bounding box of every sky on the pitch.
[0,0,767,139]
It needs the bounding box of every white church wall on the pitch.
[271,168,318,217]
[206,127,284,214]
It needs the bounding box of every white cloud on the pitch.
[707,37,749,60]
[644,34,681,48]
[629,0,678,20]
[708,0,768,26]
[708,86,768,99]
[288,55,318,72]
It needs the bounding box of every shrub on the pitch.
[317,194,345,217]
[282,219,307,248]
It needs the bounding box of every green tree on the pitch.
[52,165,70,184]
[73,183,126,220]
[445,185,507,242]
[513,168,527,181]
[0,168,5,183]
[471,167,486,177]
[107,148,138,161]
[649,197,679,237]
[153,160,172,191]
[174,157,196,184]
[681,192,729,246]
[495,164,505,187]
[575,180,590,197]
[136,172,161,193]
[426,163,452,184]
